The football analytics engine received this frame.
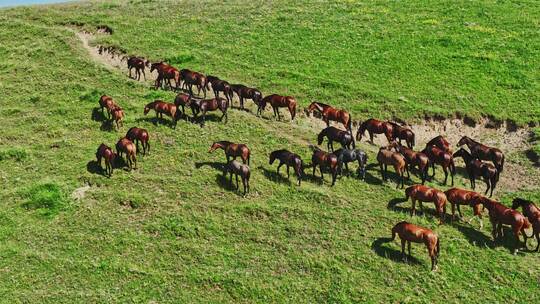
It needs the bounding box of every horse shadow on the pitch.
[100,119,114,132]
[86,158,127,177]
[371,237,422,265]
[191,113,226,125]
[387,197,441,219]
[453,222,493,249]
[195,161,225,171]
[91,107,108,122]
[259,166,294,185]
[135,116,175,128]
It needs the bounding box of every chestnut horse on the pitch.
[115,137,137,170]
[144,100,178,128]
[207,76,233,105]
[126,127,150,156]
[180,69,207,98]
[311,148,339,186]
[356,118,393,143]
[391,221,440,271]
[317,126,354,151]
[259,94,297,120]
[422,144,455,185]
[405,184,447,224]
[223,160,250,196]
[458,136,505,174]
[269,149,303,185]
[96,143,116,177]
[511,198,540,251]
[426,135,452,153]
[444,188,483,227]
[453,148,498,197]
[333,148,368,179]
[377,147,406,188]
[150,62,180,90]
[110,105,124,130]
[389,141,429,185]
[307,102,353,134]
[209,141,250,165]
[98,95,116,118]
[174,93,191,119]
[190,97,228,127]
[126,56,147,80]
[388,122,415,148]
[231,84,262,110]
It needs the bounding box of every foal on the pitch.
[209,141,250,165]
[190,98,228,127]
[388,122,415,148]
[333,148,368,179]
[390,142,429,184]
[96,143,116,177]
[269,149,304,185]
[444,188,483,227]
[174,93,191,119]
[317,126,354,151]
[391,221,440,271]
[377,147,406,189]
[126,56,147,81]
[405,184,447,224]
[144,100,178,128]
[511,198,540,251]
[110,105,124,130]
[311,148,339,186]
[223,160,250,196]
[458,136,505,174]
[115,137,137,170]
[126,127,150,156]
[453,148,498,197]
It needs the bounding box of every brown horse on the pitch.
[307,102,353,133]
[207,76,233,105]
[269,149,304,185]
[259,94,297,120]
[356,118,393,143]
[174,93,191,119]
[144,100,178,128]
[377,147,406,188]
[209,141,250,165]
[180,69,207,98]
[444,188,483,227]
[389,141,429,184]
[190,97,228,127]
[391,221,440,271]
[110,105,124,130]
[126,56,147,80]
[126,127,150,156]
[223,160,250,196]
[422,145,455,185]
[426,135,452,153]
[405,184,447,224]
[388,122,415,148]
[115,137,137,170]
[458,136,505,174]
[150,62,180,90]
[98,95,116,118]
[317,126,354,151]
[311,148,339,186]
[231,84,262,110]
[453,148,498,197]
[96,143,116,177]
[473,196,530,252]
[512,198,540,251]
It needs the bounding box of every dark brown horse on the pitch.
[389,141,429,184]
[311,148,339,186]
[126,127,150,156]
[98,95,116,118]
[231,84,262,110]
[318,126,354,151]
[458,136,505,174]
[426,135,452,153]
[174,93,191,119]
[388,122,415,148]
[126,56,147,80]
[207,76,233,105]
[223,160,250,196]
[444,188,483,227]
[144,100,178,128]
[453,148,498,197]
[512,198,540,251]
[209,141,250,165]
[115,137,137,170]
[356,118,394,143]
[377,147,406,188]
[96,143,116,177]
[110,105,124,130]
[269,149,303,185]
[391,221,440,271]
[190,97,228,127]
[150,62,180,90]
[422,145,455,185]
[307,102,353,133]
[259,94,297,120]
[405,184,447,224]
[180,69,207,98]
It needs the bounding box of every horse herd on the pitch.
[92,53,537,271]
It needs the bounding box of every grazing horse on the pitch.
[269,149,303,185]
[473,196,530,252]
[223,160,250,196]
[259,94,297,120]
[356,118,394,143]
[311,148,339,186]
[126,56,147,80]
[389,142,429,185]
[422,145,455,185]
[444,188,483,227]
[190,98,228,127]
[207,76,233,105]
[307,102,353,133]
[317,126,354,151]
[511,198,540,251]
[144,100,178,128]
[453,148,498,197]
[150,62,180,90]
[405,184,447,224]
[174,93,191,119]
[457,136,505,174]
[110,106,124,130]
[180,69,207,98]
[98,95,116,118]
[96,143,116,177]
[333,148,368,179]
[115,137,137,170]
[231,84,262,110]
[209,141,250,165]
[426,135,452,153]
[388,122,415,148]
[377,147,406,188]
[126,127,150,156]
[391,221,440,271]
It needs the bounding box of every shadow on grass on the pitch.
[371,237,422,266]
[135,116,176,128]
[87,157,130,177]
[195,161,224,171]
[259,166,294,186]
[453,222,528,254]
[387,197,441,220]
[91,107,107,122]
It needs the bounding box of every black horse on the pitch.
[333,148,368,179]
[317,126,354,152]
[269,149,304,185]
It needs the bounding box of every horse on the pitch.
[223,160,250,196]
[405,184,447,224]
[110,105,124,130]
[269,149,303,186]
[98,95,116,118]
[259,94,297,120]
[426,135,452,153]
[389,141,429,184]
[453,148,499,197]
[174,93,191,120]
[311,148,339,186]
[307,102,353,134]
[150,62,180,90]
[115,137,137,170]
[126,56,147,81]
[207,76,233,105]
[422,145,455,185]
[388,122,415,148]
[317,126,354,152]
[190,97,228,127]
[377,147,406,188]
[333,148,368,179]
[472,196,530,252]
[511,198,540,251]
[231,84,262,110]
[126,127,150,156]
[457,136,505,174]
[209,141,250,165]
[180,69,207,98]
[356,118,393,143]
[444,188,484,227]
[144,100,178,128]
[391,221,440,271]
[96,143,116,177]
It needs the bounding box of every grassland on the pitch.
[0,0,539,303]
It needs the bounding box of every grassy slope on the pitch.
[0,0,539,303]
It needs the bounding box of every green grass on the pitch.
[0,0,539,302]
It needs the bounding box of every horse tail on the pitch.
[411,131,416,147]
[500,153,505,173]
[436,237,440,258]
[290,101,297,121]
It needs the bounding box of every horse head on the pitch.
[457,136,469,147]
[317,130,325,146]
[452,148,470,160]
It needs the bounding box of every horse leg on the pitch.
[401,239,407,261]
[235,174,239,190]
[287,165,291,178]
[277,162,283,175]
[407,241,411,257]
[312,163,316,177]
[379,163,385,181]
[411,198,416,216]
[442,166,448,185]
[535,232,540,252]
